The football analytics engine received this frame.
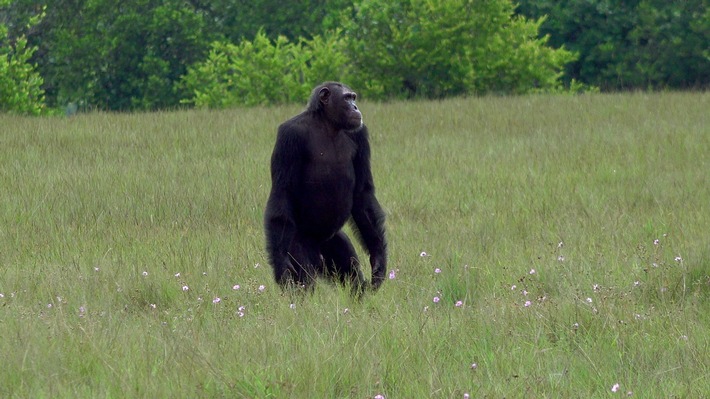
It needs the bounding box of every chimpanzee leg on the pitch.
[278,235,321,291]
[320,231,366,292]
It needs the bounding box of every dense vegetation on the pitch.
[1,92,708,396]
[1,0,707,113]
[0,0,44,114]
[516,0,710,90]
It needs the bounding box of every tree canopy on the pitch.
[1,0,707,113]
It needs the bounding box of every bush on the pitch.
[180,31,349,108]
[182,0,577,107]
[516,0,710,90]
[0,3,45,115]
[25,0,215,111]
[342,0,576,99]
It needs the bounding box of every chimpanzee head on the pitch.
[307,82,363,130]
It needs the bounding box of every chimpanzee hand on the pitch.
[369,254,387,290]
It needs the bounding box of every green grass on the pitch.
[1,92,708,398]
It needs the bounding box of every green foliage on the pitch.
[0,2,45,114]
[516,0,710,90]
[127,2,213,110]
[17,0,216,111]
[188,0,355,42]
[6,0,359,111]
[180,31,349,108]
[343,0,576,99]
[3,0,705,111]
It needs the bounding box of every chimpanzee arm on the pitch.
[264,125,304,283]
[350,126,388,289]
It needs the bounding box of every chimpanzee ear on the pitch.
[319,87,331,105]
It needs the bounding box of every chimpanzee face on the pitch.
[318,84,363,130]
[340,89,363,129]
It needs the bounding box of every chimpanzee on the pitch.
[264,82,387,293]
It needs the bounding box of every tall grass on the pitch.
[1,92,708,397]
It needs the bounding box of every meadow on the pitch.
[0,92,708,398]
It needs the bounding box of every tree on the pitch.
[181,31,349,107]
[516,0,709,90]
[187,0,355,42]
[9,0,217,111]
[0,0,45,114]
[342,0,576,99]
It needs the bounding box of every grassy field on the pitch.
[1,92,708,398]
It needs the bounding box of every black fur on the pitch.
[264,82,387,293]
